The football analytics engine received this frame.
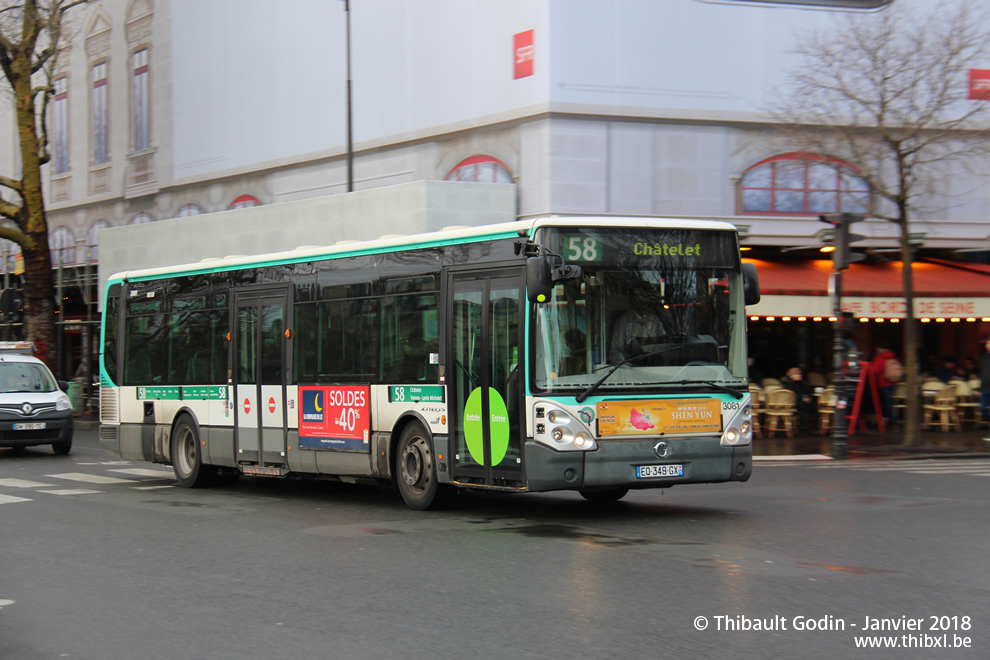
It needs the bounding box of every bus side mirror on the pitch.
[527,256,553,304]
[742,262,760,306]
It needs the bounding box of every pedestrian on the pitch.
[934,356,955,383]
[871,346,899,428]
[783,367,813,434]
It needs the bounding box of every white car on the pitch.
[0,353,74,455]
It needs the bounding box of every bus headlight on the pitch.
[720,394,753,447]
[534,402,597,452]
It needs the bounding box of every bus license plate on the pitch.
[636,464,683,479]
[14,423,46,430]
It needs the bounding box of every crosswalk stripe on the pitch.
[0,494,32,504]
[0,478,53,488]
[109,468,175,479]
[41,489,103,495]
[46,473,134,484]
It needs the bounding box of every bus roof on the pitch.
[107,216,741,285]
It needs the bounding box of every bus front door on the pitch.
[449,270,524,487]
[234,289,289,470]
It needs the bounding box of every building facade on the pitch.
[1,0,988,383]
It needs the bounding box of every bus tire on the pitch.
[171,414,217,488]
[395,422,454,510]
[579,488,628,503]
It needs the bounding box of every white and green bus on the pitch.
[99,217,760,509]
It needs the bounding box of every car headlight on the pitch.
[56,395,72,411]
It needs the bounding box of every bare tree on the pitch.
[768,1,990,446]
[0,0,88,368]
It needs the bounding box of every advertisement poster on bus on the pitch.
[596,399,721,436]
[298,385,371,451]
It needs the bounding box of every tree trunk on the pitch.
[11,44,57,370]
[898,215,921,447]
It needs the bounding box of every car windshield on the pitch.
[532,227,748,394]
[0,361,58,393]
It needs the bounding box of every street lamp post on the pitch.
[344,0,353,192]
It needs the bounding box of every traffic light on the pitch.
[819,213,866,270]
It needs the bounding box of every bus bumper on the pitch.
[524,436,752,492]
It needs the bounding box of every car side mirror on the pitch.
[742,262,760,306]
[58,380,70,393]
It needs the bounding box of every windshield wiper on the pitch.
[575,346,684,403]
[652,379,744,400]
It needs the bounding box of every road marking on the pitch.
[46,472,133,484]
[109,468,175,479]
[41,489,103,495]
[0,494,32,504]
[0,478,53,488]
[133,485,175,490]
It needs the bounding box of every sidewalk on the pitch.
[754,426,990,459]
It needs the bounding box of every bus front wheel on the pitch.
[579,488,629,503]
[171,414,218,488]
[396,422,454,510]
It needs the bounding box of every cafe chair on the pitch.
[764,387,796,438]
[817,386,836,435]
[806,371,826,389]
[748,385,764,438]
[951,379,982,429]
[922,383,961,432]
[891,383,908,424]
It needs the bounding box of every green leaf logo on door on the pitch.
[464,387,510,465]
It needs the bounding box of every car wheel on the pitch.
[171,414,218,488]
[52,440,72,455]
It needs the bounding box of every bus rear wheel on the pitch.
[171,414,219,488]
[396,422,454,510]
[579,488,629,503]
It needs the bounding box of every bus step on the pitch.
[240,465,289,478]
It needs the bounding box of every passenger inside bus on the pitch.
[559,328,588,376]
[608,309,666,363]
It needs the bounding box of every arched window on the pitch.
[445,155,513,184]
[51,226,77,265]
[129,212,153,225]
[228,194,261,210]
[739,153,869,215]
[87,220,109,262]
[177,203,203,217]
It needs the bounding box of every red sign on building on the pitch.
[514,30,534,79]
[969,69,990,100]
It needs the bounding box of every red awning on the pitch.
[743,258,990,298]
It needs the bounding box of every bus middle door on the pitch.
[234,288,289,470]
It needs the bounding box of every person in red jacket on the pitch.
[871,347,898,428]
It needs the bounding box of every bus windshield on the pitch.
[532,227,745,394]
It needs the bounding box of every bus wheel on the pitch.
[171,414,217,488]
[579,488,629,503]
[396,423,453,510]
